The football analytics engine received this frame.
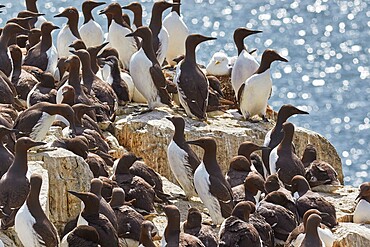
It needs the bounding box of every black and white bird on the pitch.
[13,102,76,141]
[238,49,288,121]
[149,0,177,65]
[231,28,262,95]
[66,191,119,247]
[187,137,234,225]
[127,26,172,110]
[262,104,308,176]
[353,182,370,224]
[54,7,81,58]
[268,122,305,185]
[219,201,262,247]
[0,137,45,229]
[174,34,216,120]
[99,3,138,70]
[161,205,205,247]
[15,173,59,247]
[163,0,189,66]
[23,21,59,76]
[79,1,105,47]
[166,115,200,199]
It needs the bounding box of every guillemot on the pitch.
[238,49,288,121]
[122,2,143,30]
[61,225,100,247]
[300,214,325,247]
[85,153,109,178]
[13,102,76,141]
[26,28,41,50]
[161,205,205,247]
[353,182,370,224]
[187,137,234,225]
[218,201,262,247]
[54,7,81,58]
[0,126,17,178]
[112,153,158,214]
[127,26,172,109]
[90,178,118,230]
[183,207,218,247]
[0,137,45,229]
[174,34,216,120]
[231,27,262,95]
[139,220,156,247]
[79,1,105,47]
[257,194,297,244]
[149,1,177,65]
[26,71,57,107]
[15,173,59,247]
[128,156,171,202]
[262,104,309,176]
[166,115,200,199]
[25,0,47,28]
[99,56,130,105]
[163,0,189,66]
[269,122,305,185]
[109,187,145,246]
[290,175,337,228]
[237,141,269,179]
[67,190,119,247]
[99,3,138,70]
[0,23,29,78]
[301,144,340,187]
[232,172,265,205]
[285,209,334,247]
[70,49,117,118]
[225,155,252,188]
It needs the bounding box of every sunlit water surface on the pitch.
[2,0,369,186]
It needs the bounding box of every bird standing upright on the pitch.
[187,137,234,225]
[79,1,105,48]
[127,26,172,109]
[231,28,262,95]
[238,49,288,121]
[55,7,81,58]
[0,137,45,229]
[149,1,177,65]
[100,3,138,70]
[174,34,216,120]
[163,0,189,66]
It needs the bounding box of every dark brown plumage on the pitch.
[290,175,337,229]
[163,205,205,247]
[219,201,261,247]
[183,208,218,247]
[0,137,45,229]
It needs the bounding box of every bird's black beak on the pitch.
[125,32,135,37]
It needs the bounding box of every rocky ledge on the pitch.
[114,104,343,183]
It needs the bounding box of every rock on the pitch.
[315,186,359,223]
[333,223,370,247]
[102,131,127,159]
[27,148,93,232]
[114,106,343,184]
[0,231,17,247]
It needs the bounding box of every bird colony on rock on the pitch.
[0,0,361,246]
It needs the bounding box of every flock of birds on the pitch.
[0,0,368,246]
